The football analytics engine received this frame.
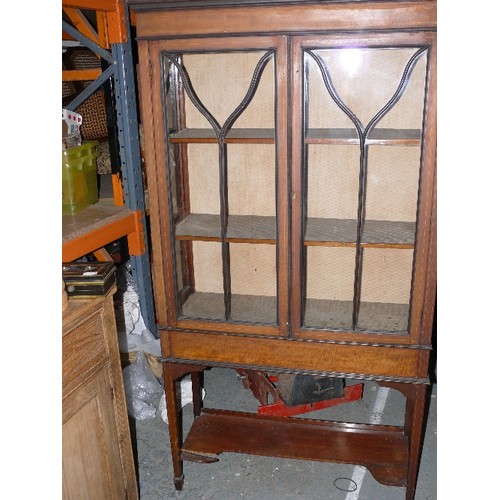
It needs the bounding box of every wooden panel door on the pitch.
[62,366,127,500]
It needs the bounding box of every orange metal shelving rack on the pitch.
[62,0,156,334]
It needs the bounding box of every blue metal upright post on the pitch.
[111,11,157,336]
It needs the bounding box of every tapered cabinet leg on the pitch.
[162,363,184,490]
[377,381,430,500]
[405,384,429,500]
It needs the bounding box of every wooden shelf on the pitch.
[180,292,408,332]
[62,198,145,261]
[305,218,415,248]
[175,214,414,248]
[175,213,276,244]
[181,409,408,487]
[169,128,275,143]
[304,299,409,332]
[169,128,420,146]
[305,128,421,145]
[181,291,277,325]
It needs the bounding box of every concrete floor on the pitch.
[130,368,437,500]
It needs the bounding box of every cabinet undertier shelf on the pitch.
[181,409,408,487]
[180,292,409,332]
[168,128,421,145]
[175,213,415,248]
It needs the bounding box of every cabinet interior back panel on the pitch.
[191,241,224,294]
[230,243,277,297]
[187,144,220,214]
[306,246,356,301]
[306,246,413,303]
[307,145,359,219]
[365,146,421,222]
[191,241,277,297]
[187,144,276,216]
[307,144,420,222]
[360,248,414,304]
[227,144,276,216]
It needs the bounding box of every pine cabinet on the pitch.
[131,1,436,499]
[62,290,138,499]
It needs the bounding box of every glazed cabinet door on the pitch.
[290,32,436,345]
[144,36,289,336]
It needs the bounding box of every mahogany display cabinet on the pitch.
[130,1,437,498]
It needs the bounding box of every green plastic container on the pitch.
[62,144,99,215]
[62,140,98,162]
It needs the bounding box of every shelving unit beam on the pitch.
[111,9,156,334]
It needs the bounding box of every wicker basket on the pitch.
[66,49,109,141]
[77,90,109,141]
